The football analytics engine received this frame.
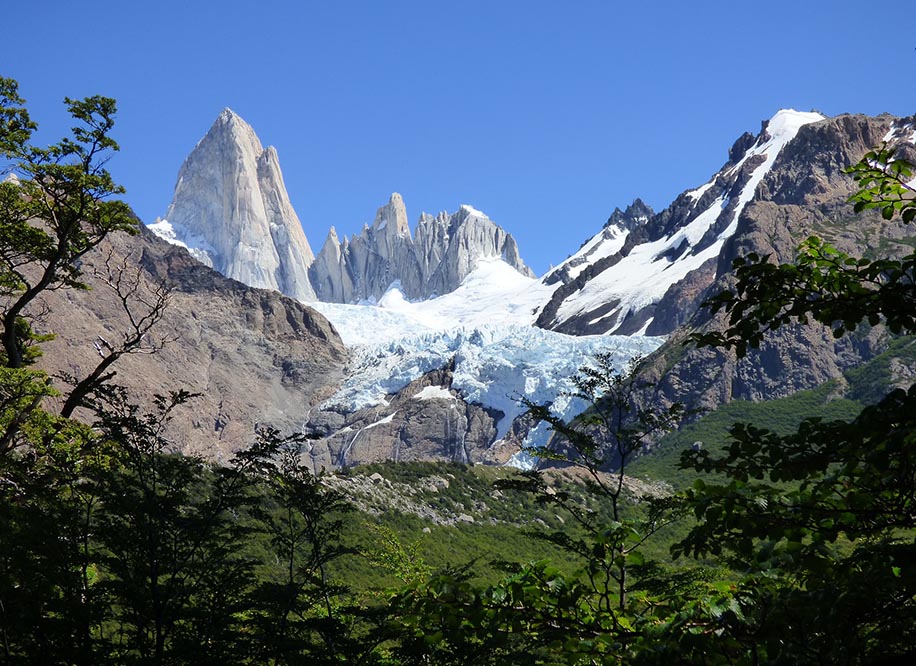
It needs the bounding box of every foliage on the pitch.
[669,146,916,663]
[0,76,136,370]
[391,355,695,664]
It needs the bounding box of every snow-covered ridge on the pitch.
[553,109,824,331]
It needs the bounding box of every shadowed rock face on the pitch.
[161,109,317,301]
[36,226,346,461]
[310,196,534,303]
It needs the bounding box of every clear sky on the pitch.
[4,1,913,275]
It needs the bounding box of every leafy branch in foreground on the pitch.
[1,76,136,370]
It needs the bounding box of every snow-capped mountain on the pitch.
[150,109,317,301]
[537,109,825,336]
[142,106,916,469]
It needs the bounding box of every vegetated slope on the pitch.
[36,225,347,460]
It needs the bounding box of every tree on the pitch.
[0,76,136,370]
[0,76,137,454]
[393,354,689,665]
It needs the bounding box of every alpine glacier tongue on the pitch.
[151,108,317,301]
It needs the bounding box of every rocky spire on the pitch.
[311,194,533,303]
[158,108,317,301]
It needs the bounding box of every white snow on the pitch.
[882,123,916,145]
[310,255,665,458]
[684,179,715,202]
[413,386,455,401]
[364,412,396,429]
[554,109,824,329]
[147,218,218,266]
[556,224,630,280]
[311,257,556,343]
[460,204,489,219]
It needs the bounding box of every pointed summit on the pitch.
[372,193,411,238]
[153,109,317,301]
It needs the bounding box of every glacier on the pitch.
[310,259,664,463]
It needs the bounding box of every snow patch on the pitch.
[460,204,489,219]
[147,218,217,266]
[413,386,454,401]
[364,412,396,430]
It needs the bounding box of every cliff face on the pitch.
[154,109,318,302]
[304,365,508,471]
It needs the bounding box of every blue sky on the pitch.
[4,1,913,275]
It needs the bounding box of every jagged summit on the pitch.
[310,194,533,303]
[217,106,240,121]
[605,198,653,230]
[372,193,411,237]
[150,111,535,306]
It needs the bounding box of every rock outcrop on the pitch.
[304,364,507,470]
[310,197,534,303]
[152,108,317,301]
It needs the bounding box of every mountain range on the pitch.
[64,106,916,467]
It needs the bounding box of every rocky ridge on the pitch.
[309,196,535,303]
[638,113,916,415]
[537,110,828,337]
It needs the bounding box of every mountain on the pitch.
[151,110,533,306]
[150,108,318,301]
[637,112,916,415]
[137,106,916,469]
[310,196,534,303]
[537,110,827,336]
[37,226,346,461]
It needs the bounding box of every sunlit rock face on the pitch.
[310,196,534,303]
[158,108,317,301]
